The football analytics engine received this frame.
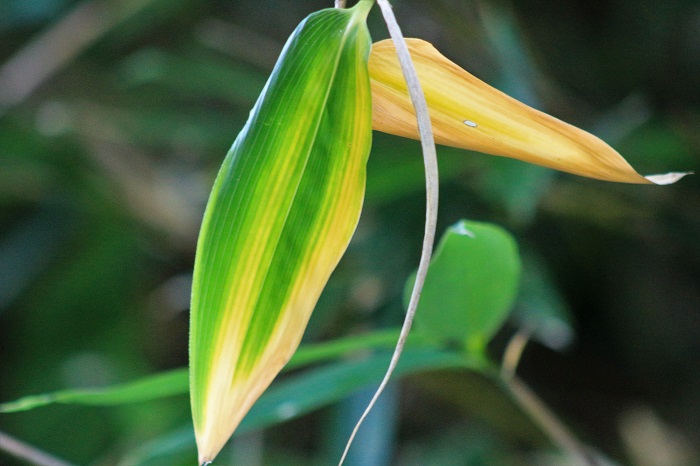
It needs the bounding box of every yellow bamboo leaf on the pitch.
[369,39,688,185]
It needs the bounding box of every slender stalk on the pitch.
[339,0,440,463]
[504,377,600,466]
[335,0,347,8]
[500,330,598,465]
[0,431,76,466]
[500,328,532,380]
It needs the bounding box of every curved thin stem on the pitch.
[504,377,600,466]
[501,327,532,380]
[339,0,439,463]
[499,330,598,465]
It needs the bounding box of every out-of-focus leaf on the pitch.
[0,0,70,32]
[513,253,575,351]
[66,102,241,151]
[478,1,541,108]
[0,328,422,413]
[366,135,474,205]
[117,426,195,466]
[0,0,170,116]
[408,220,521,355]
[238,348,472,432]
[324,383,400,466]
[118,48,267,106]
[0,204,73,311]
[392,424,517,466]
[285,328,404,370]
[473,159,554,225]
[0,369,187,414]
[415,371,550,447]
[616,119,697,172]
[121,347,479,466]
[189,3,374,462]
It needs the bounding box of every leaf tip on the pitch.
[644,172,692,185]
[452,221,475,238]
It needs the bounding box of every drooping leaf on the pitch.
[189,3,374,462]
[369,39,688,185]
[408,220,521,355]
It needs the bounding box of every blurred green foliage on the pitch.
[1,0,698,465]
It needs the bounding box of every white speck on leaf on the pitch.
[463,120,478,128]
[453,223,475,237]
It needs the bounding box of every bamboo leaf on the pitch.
[189,3,374,462]
[369,39,689,184]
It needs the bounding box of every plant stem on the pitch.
[339,0,439,464]
[500,330,599,465]
[504,377,601,466]
[0,430,76,466]
[335,0,347,8]
[500,327,532,380]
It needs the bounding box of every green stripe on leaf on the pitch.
[189,3,373,463]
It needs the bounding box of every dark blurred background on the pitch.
[0,0,698,465]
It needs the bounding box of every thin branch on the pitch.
[0,430,76,466]
[499,329,599,464]
[504,377,601,466]
[339,0,439,463]
[335,0,347,8]
[501,327,532,380]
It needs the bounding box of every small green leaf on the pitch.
[408,220,521,354]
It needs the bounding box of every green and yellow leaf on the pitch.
[189,2,373,463]
[369,39,688,185]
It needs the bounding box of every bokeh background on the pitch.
[1,0,698,464]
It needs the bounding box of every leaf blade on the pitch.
[0,369,188,413]
[189,4,373,462]
[369,39,688,184]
